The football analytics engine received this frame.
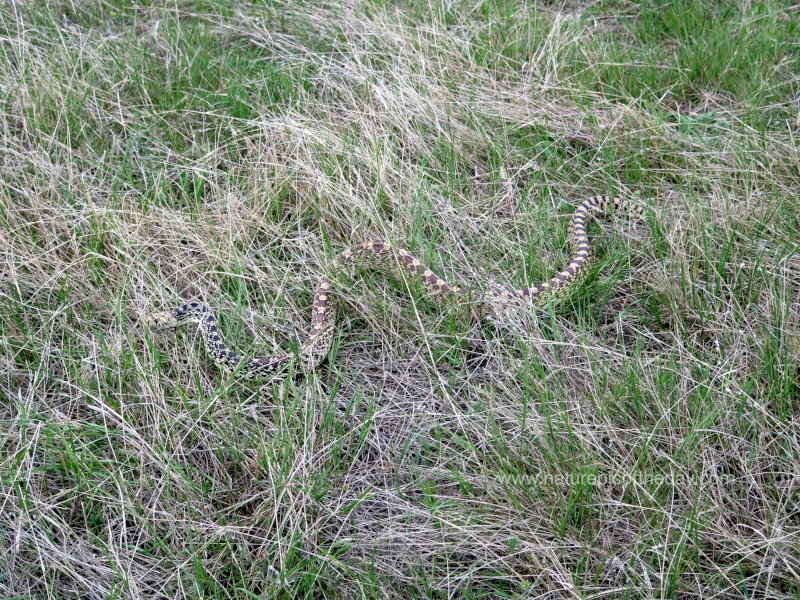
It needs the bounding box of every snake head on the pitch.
[142,311,179,330]
[143,301,208,329]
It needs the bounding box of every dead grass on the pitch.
[0,1,798,599]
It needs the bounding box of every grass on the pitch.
[1,0,798,598]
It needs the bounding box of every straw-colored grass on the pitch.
[1,1,798,598]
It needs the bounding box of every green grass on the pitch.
[1,1,799,599]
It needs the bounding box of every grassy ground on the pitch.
[1,1,798,598]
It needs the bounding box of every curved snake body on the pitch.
[144,195,644,380]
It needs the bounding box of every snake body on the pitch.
[144,195,644,380]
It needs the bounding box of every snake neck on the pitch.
[161,302,293,379]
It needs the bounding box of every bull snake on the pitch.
[144,195,645,380]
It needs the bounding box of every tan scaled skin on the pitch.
[143,195,645,381]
